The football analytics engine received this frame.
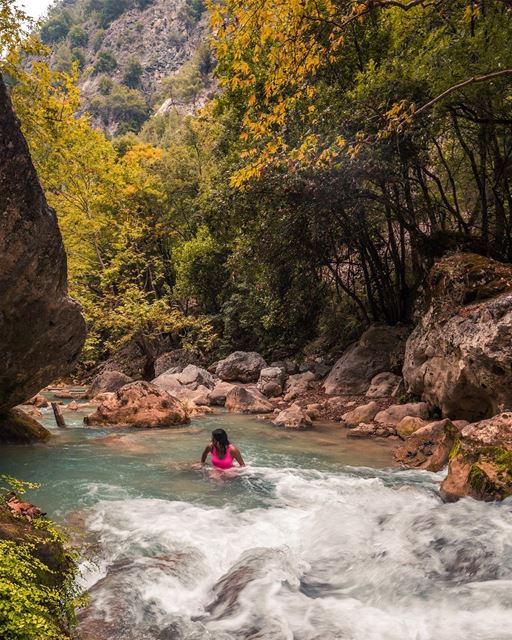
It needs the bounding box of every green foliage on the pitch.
[40,10,73,45]
[86,0,129,28]
[179,0,206,28]
[93,49,117,74]
[122,58,143,88]
[97,75,113,95]
[68,24,88,48]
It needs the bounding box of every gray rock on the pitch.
[154,349,204,377]
[88,371,133,399]
[375,402,429,427]
[273,403,312,429]
[209,381,237,406]
[216,351,267,383]
[284,372,315,402]
[177,364,215,390]
[257,367,286,397]
[323,324,409,396]
[342,401,379,427]
[366,372,403,398]
[225,386,273,414]
[0,76,86,411]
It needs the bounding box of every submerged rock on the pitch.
[0,76,85,412]
[323,324,409,396]
[403,253,512,421]
[84,381,189,428]
[216,351,267,383]
[88,370,133,399]
[225,386,274,414]
[441,413,512,502]
[394,419,459,472]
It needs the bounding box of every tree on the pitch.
[122,58,143,88]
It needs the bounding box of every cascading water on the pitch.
[1,402,511,640]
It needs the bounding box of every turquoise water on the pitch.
[2,397,512,640]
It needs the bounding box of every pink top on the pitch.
[211,444,235,469]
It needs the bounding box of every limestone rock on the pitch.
[88,371,134,399]
[152,371,183,394]
[154,349,204,377]
[27,394,49,408]
[441,413,512,502]
[177,364,215,390]
[306,403,322,420]
[394,419,459,472]
[283,372,315,402]
[0,408,51,444]
[366,372,402,398]
[210,381,237,406]
[375,402,429,427]
[403,253,512,421]
[273,403,312,429]
[84,381,189,428]
[396,416,428,439]
[347,423,378,439]
[225,386,273,414]
[257,367,286,397]
[342,401,379,427]
[216,352,267,383]
[323,324,409,396]
[0,76,86,411]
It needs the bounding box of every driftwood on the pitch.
[51,402,66,428]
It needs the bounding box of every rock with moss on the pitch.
[0,408,51,444]
[441,413,512,502]
[403,253,512,421]
[394,419,460,472]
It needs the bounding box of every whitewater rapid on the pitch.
[78,466,512,640]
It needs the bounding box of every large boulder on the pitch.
[366,372,402,398]
[0,76,85,412]
[342,401,379,427]
[152,371,183,394]
[394,419,459,472]
[225,386,273,414]
[257,367,286,397]
[273,403,312,429]
[87,371,133,399]
[216,352,267,383]
[154,349,204,377]
[375,402,429,427]
[177,365,215,390]
[323,324,409,396]
[403,253,512,421]
[209,381,237,406]
[84,381,189,428]
[441,413,512,502]
[0,408,51,444]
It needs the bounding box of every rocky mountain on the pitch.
[41,0,214,134]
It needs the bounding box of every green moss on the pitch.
[468,464,495,496]
[449,440,461,461]
[0,409,50,444]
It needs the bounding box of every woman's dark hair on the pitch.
[212,428,230,457]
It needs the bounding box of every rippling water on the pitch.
[1,399,512,640]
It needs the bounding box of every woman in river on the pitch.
[201,428,245,469]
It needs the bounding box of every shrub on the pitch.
[98,75,113,95]
[68,24,88,47]
[122,58,143,88]
[93,50,117,74]
[40,11,73,44]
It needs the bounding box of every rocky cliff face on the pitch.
[0,75,86,412]
[403,253,512,422]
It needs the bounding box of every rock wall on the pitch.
[403,254,512,421]
[0,75,86,412]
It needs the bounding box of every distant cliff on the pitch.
[40,0,214,134]
[0,75,86,413]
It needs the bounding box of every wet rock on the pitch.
[396,416,428,439]
[84,381,189,428]
[209,381,236,406]
[88,370,134,399]
[283,371,315,402]
[177,365,215,390]
[366,372,403,398]
[347,423,378,439]
[0,408,50,444]
[375,402,429,427]
[441,413,512,502]
[403,253,512,421]
[323,324,409,396]
[68,400,79,411]
[216,351,267,383]
[27,393,49,408]
[0,76,86,411]
[225,386,273,414]
[257,367,286,397]
[342,401,379,427]
[394,419,459,472]
[273,403,312,429]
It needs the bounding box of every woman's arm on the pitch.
[201,442,213,465]
[232,446,246,467]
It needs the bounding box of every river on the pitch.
[1,396,512,640]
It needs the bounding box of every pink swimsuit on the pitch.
[211,444,235,469]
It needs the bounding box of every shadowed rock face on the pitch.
[0,75,86,411]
